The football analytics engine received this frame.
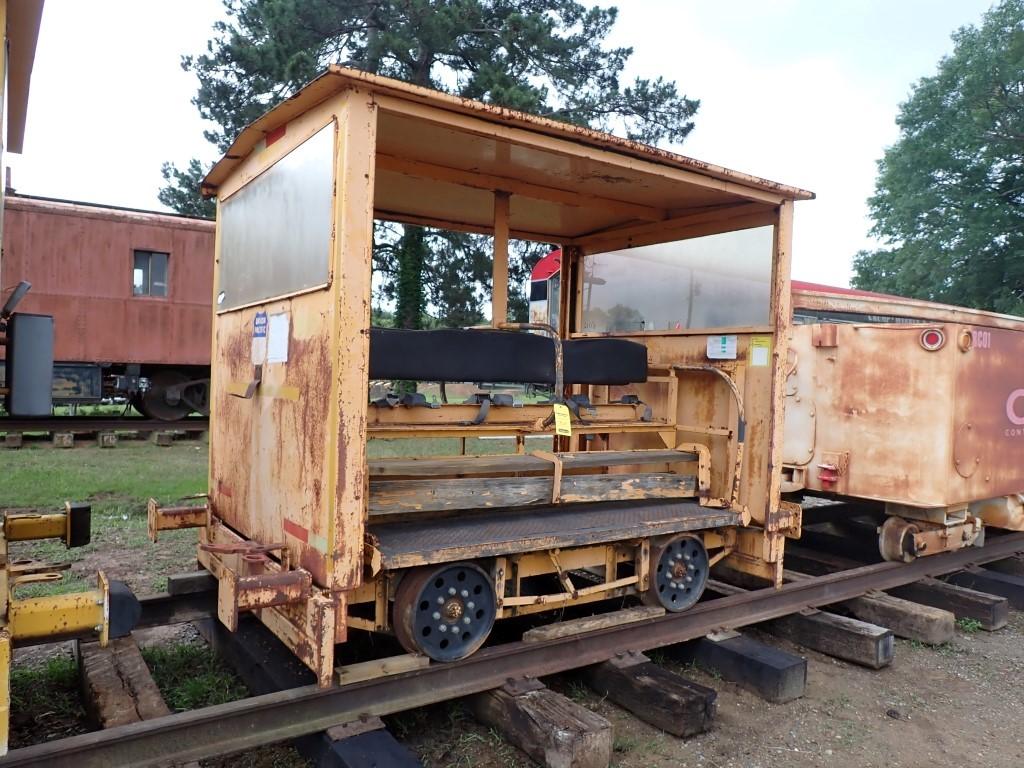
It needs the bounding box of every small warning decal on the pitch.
[749,336,771,367]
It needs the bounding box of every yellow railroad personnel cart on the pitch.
[150,67,813,685]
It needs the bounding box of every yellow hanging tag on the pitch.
[552,403,572,437]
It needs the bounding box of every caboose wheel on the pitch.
[138,370,195,421]
[393,562,497,662]
[644,534,709,612]
[879,516,919,563]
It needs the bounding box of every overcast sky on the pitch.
[10,0,994,286]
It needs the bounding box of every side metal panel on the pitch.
[785,322,1024,507]
[209,89,375,593]
[952,326,1024,502]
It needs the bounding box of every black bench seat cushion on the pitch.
[369,328,647,385]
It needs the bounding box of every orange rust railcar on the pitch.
[147,67,812,684]
[0,193,214,418]
[786,281,1024,560]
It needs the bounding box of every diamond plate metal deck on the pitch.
[369,500,741,569]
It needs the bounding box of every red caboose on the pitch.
[0,193,214,419]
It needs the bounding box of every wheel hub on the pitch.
[442,598,464,621]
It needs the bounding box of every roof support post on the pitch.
[492,191,511,326]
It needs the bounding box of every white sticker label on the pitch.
[706,335,737,360]
[267,312,290,363]
[251,311,268,365]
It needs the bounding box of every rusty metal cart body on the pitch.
[786,282,1024,560]
[150,67,812,685]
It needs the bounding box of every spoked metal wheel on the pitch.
[393,562,497,662]
[644,534,709,612]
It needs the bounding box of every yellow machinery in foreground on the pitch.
[0,504,139,754]
[150,67,812,685]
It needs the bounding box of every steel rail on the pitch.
[5,532,1024,767]
[1,416,208,433]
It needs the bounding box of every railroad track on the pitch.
[4,531,1024,768]
[0,416,208,435]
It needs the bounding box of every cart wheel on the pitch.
[879,516,919,563]
[138,370,195,421]
[393,562,497,662]
[644,534,709,612]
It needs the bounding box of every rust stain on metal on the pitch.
[786,320,1024,509]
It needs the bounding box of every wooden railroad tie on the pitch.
[75,636,201,768]
[786,545,1008,633]
[706,579,894,669]
[194,613,423,767]
[469,679,612,768]
[583,651,716,738]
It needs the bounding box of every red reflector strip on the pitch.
[265,123,286,147]
[283,517,309,543]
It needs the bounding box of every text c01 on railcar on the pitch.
[149,67,813,685]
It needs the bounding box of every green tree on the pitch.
[853,0,1024,313]
[165,0,700,324]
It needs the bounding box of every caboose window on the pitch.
[133,250,169,297]
[580,225,774,333]
[217,121,335,311]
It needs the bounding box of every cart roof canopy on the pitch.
[202,66,814,243]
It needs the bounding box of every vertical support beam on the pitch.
[492,191,511,326]
[329,87,378,593]
[762,200,794,541]
[0,630,9,758]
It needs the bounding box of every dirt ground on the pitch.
[6,443,1024,767]
[393,610,1024,768]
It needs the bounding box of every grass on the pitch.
[3,441,208,598]
[956,617,984,634]
[9,655,88,748]
[389,702,526,767]
[141,643,248,712]
[367,435,552,459]
[3,441,207,508]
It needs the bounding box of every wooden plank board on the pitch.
[522,606,665,643]
[336,654,430,686]
[370,473,696,515]
[369,448,698,477]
